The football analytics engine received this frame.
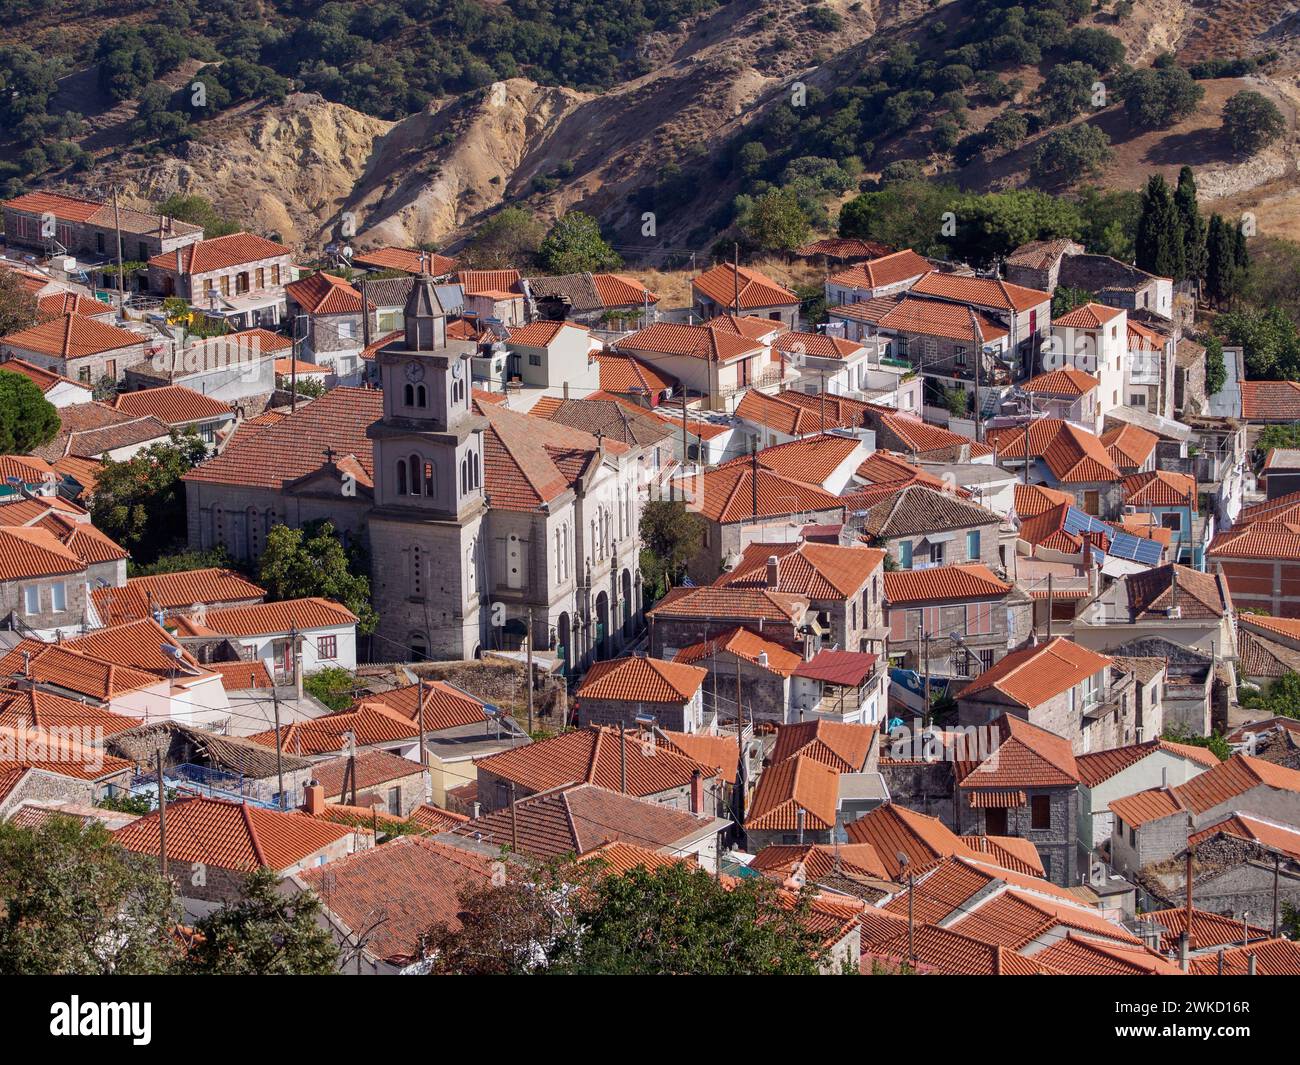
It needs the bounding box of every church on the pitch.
[183,274,649,673]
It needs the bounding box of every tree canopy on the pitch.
[0,368,59,456]
[1222,91,1286,156]
[537,211,622,274]
[257,520,378,633]
[90,431,209,563]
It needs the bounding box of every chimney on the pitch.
[1248,952,1257,976]
[175,247,182,272]
[303,781,324,816]
[470,801,481,819]
[1178,931,1190,972]
[757,651,769,669]
[690,769,704,815]
[766,555,780,590]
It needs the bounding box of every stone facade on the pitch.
[959,784,1079,886]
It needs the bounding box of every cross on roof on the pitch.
[323,446,337,464]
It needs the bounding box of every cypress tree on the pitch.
[1174,165,1206,282]
[1205,213,1238,306]
[1135,175,1185,279]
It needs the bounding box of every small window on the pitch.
[528,354,542,366]
[899,541,913,569]
[929,541,945,565]
[51,582,66,612]
[318,635,337,659]
[1031,795,1051,830]
[338,320,355,340]
[966,530,980,559]
[23,586,39,614]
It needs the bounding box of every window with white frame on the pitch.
[23,586,39,614]
[50,582,66,612]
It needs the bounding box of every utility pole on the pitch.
[732,242,740,315]
[819,370,826,432]
[1273,853,1281,937]
[618,721,627,794]
[290,314,302,413]
[734,650,743,732]
[112,186,125,309]
[272,686,285,810]
[923,631,932,726]
[416,675,431,803]
[155,748,168,879]
[1046,574,1054,641]
[1022,395,1032,486]
[508,781,519,853]
[359,276,371,353]
[525,607,534,736]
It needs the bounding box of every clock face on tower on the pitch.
[451,358,464,380]
[405,361,424,383]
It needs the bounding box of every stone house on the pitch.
[648,585,812,662]
[306,750,429,818]
[715,541,887,655]
[284,271,375,383]
[823,249,933,305]
[883,563,1033,678]
[1,313,157,386]
[744,754,840,851]
[1074,737,1219,860]
[1003,239,1085,292]
[956,636,1136,754]
[472,725,722,815]
[1108,755,1300,878]
[574,655,708,733]
[692,262,800,330]
[1,190,201,264]
[114,794,365,919]
[957,713,1081,886]
[1056,253,1173,321]
[672,625,803,726]
[613,321,768,413]
[848,484,1004,572]
[148,232,296,330]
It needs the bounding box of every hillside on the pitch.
[5,0,1300,259]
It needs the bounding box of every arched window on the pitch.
[461,456,469,495]
[404,383,414,406]
[396,460,407,496]
[416,384,427,408]
[408,454,422,495]
[472,451,480,488]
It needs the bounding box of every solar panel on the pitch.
[1065,506,1162,566]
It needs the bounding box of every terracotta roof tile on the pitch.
[960,713,1080,788]
[1075,738,1218,787]
[591,273,658,308]
[854,483,1001,539]
[248,700,424,754]
[116,794,352,871]
[1143,906,1271,952]
[1208,520,1300,562]
[883,563,1010,604]
[1,313,145,359]
[657,730,742,785]
[692,262,796,310]
[576,655,706,703]
[958,637,1110,710]
[1031,932,1184,975]
[593,351,676,394]
[176,597,356,637]
[1052,301,1124,328]
[1022,367,1099,396]
[1186,937,1300,975]
[446,782,718,858]
[0,725,134,780]
[826,249,932,290]
[1122,469,1196,507]
[751,841,889,881]
[148,232,291,274]
[1240,380,1300,421]
[112,385,232,426]
[475,725,716,797]
[830,293,1009,342]
[770,719,876,772]
[909,272,1049,312]
[719,541,884,600]
[673,626,804,676]
[745,754,839,831]
[354,247,457,275]
[285,271,373,315]
[1101,424,1159,469]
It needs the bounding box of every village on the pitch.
[0,183,1298,979]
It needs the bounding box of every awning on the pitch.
[923,531,955,543]
[968,789,1026,808]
